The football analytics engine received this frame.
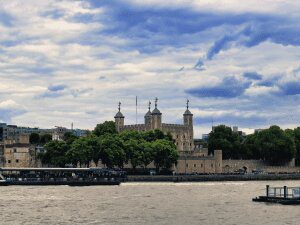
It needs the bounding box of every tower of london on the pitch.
[114,98,223,174]
[114,98,194,153]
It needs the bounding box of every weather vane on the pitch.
[148,101,151,111]
[186,99,189,110]
[118,102,121,112]
[155,97,158,108]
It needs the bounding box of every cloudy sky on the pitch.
[0,0,300,137]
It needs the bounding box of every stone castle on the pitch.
[115,98,194,153]
[114,98,223,174]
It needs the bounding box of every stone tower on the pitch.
[151,97,162,129]
[114,102,124,132]
[144,101,152,128]
[183,99,194,151]
[183,99,193,127]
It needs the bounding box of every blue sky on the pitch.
[0,0,300,137]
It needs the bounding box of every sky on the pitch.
[0,0,300,137]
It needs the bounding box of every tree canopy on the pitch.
[38,121,179,172]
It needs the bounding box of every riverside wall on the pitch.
[126,173,300,182]
[222,159,300,173]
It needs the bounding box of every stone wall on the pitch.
[223,159,300,173]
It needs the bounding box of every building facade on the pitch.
[114,98,222,173]
[3,134,36,168]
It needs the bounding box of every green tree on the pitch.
[41,140,69,167]
[152,139,178,172]
[40,133,52,145]
[139,141,154,169]
[93,121,117,137]
[86,135,102,167]
[63,131,78,145]
[29,132,40,144]
[257,126,296,165]
[208,125,242,159]
[100,134,125,168]
[68,137,92,167]
[294,127,300,166]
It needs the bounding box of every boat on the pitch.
[253,185,300,205]
[0,168,126,186]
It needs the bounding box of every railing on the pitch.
[266,185,300,198]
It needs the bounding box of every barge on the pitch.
[0,168,126,186]
[253,185,300,205]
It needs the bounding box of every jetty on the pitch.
[253,185,300,205]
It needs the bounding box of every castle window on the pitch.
[176,142,178,146]
[7,160,11,163]
[186,164,188,168]
[183,135,185,138]
[201,164,203,168]
[16,159,19,163]
[194,164,196,167]
[219,163,221,167]
[211,164,214,168]
[190,143,192,146]
[14,148,17,153]
[176,135,178,138]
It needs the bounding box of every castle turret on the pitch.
[151,97,162,129]
[183,99,193,127]
[114,102,124,132]
[144,101,152,128]
[183,99,194,151]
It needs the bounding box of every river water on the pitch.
[0,180,300,225]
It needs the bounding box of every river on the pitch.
[1,180,300,225]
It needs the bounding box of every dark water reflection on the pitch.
[1,181,300,225]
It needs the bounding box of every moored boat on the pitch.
[0,168,126,186]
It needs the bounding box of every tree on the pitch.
[41,140,69,167]
[63,131,78,145]
[93,121,117,137]
[257,126,296,165]
[294,127,300,166]
[139,141,154,169]
[208,125,242,159]
[29,133,40,145]
[100,134,125,168]
[40,133,52,145]
[68,137,92,167]
[152,139,178,172]
[86,135,102,167]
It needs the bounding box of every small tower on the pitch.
[183,99,193,127]
[114,102,124,132]
[144,101,152,128]
[151,97,162,129]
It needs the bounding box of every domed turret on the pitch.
[183,99,193,126]
[151,97,162,129]
[114,102,124,132]
[144,101,152,126]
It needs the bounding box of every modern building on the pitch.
[114,98,222,173]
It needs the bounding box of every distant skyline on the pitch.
[0,0,300,138]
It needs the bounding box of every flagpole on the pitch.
[136,96,138,124]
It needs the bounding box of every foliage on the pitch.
[39,122,179,171]
[256,126,296,165]
[29,133,40,144]
[152,139,179,172]
[40,133,53,145]
[93,121,117,137]
[209,124,296,165]
[208,125,242,159]
[40,140,69,167]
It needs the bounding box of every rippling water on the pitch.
[1,181,300,225]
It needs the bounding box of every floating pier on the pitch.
[253,185,300,205]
